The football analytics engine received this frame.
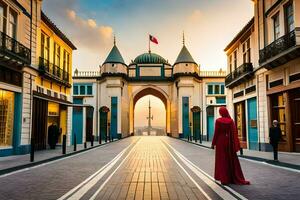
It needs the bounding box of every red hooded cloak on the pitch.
[212,107,250,185]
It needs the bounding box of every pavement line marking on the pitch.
[161,141,212,200]
[163,140,247,200]
[238,157,300,173]
[175,138,300,174]
[89,139,141,200]
[0,139,135,179]
[58,140,139,200]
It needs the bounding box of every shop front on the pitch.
[32,93,69,150]
[0,88,23,156]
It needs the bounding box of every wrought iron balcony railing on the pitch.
[39,57,70,85]
[225,63,253,88]
[0,31,31,64]
[259,30,296,64]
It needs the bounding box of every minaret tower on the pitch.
[147,99,153,135]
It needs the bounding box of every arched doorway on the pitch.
[130,86,171,136]
[134,95,166,136]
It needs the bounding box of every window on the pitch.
[8,9,17,39]
[271,93,286,136]
[54,43,61,67]
[41,32,50,60]
[0,89,14,147]
[233,51,237,70]
[215,85,220,94]
[87,86,92,95]
[208,85,213,95]
[73,86,78,95]
[0,3,7,33]
[80,86,85,95]
[243,38,251,63]
[221,85,225,94]
[229,55,232,73]
[63,50,70,72]
[273,13,280,40]
[216,97,226,104]
[285,1,294,33]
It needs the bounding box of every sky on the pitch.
[43,0,254,127]
[43,0,254,72]
[134,95,166,127]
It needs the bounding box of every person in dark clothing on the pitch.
[269,120,282,161]
[48,123,59,149]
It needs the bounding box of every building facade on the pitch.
[225,0,300,152]
[31,11,76,149]
[73,38,226,143]
[0,0,41,156]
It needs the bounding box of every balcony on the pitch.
[259,29,300,69]
[39,57,71,87]
[0,31,31,65]
[225,63,253,88]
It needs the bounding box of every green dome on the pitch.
[133,52,168,64]
[174,45,197,65]
[103,45,126,65]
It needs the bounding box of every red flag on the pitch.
[149,35,158,44]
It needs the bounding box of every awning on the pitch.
[33,91,92,107]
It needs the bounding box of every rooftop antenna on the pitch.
[183,31,185,46]
[113,35,116,46]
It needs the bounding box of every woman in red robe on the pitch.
[212,107,250,185]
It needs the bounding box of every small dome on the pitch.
[133,52,168,64]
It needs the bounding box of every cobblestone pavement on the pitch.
[0,136,299,200]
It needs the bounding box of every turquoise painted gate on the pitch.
[72,98,83,144]
[111,97,118,140]
[207,116,215,141]
[247,98,258,150]
[207,106,215,141]
[182,97,189,139]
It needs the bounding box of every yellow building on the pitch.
[32,11,76,150]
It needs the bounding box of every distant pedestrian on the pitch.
[48,123,59,149]
[269,120,282,161]
[211,107,250,185]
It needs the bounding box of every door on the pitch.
[72,98,83,144]
[111,97,118,140]
[290,89,300,152]
[32,97,48,150]
[100,110,108,141]
[193,111,201,140]
[235,101,247,148]
[86,107,94,141]
[247,98,258,150]
[206,106,214,141]
[182,97,189,139]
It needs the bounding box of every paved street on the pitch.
[0,136,299,200]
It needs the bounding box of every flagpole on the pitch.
[148,34,151,53]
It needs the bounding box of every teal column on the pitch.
[182,97,189,139]
[13,93,22,154]
[111,97,118,140]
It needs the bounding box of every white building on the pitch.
[72,38,226,143]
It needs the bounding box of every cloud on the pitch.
[65,9,113,52]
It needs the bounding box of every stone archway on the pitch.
[129,86,171,135]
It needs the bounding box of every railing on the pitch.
[225,63,253,86]
[259,30,296,64]
[73,71,100,77]
[39,57,69,83]
[0,31,31,64]
[199,70,226,77]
